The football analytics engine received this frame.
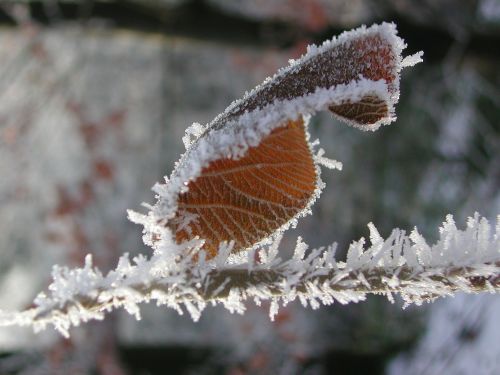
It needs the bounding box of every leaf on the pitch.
[329,94,389,126]
[207,24,403,134]
[135,23,422,257]
[174,117,316,258]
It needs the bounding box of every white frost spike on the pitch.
[315,148,343,170]
[260,232,283,266]
[401,51,424,67]
[293,237,309,261]
[346,238,366,269]
[269,300,280,321]
[368,222,384,246]
[409,228,432,266]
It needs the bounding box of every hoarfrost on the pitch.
[401,51,424,67]
[0,213,497,336]
[315,148,343,170]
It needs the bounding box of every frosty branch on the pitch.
[1,214,499,337]
[0,23,498,337]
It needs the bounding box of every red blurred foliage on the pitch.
[94,159,115,181]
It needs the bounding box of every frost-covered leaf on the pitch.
[136,22,420,257]
[175,117,317,258]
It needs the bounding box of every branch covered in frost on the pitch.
[1,214,498,337]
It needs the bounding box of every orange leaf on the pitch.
[173,117,316,258]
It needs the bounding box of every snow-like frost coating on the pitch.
[0,213,498,336]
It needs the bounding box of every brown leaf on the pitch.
[329,94,388,125]
[208,30,398,134]
[173,117,316,258]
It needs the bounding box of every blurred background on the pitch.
[0,1,499,374]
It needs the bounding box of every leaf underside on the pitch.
[329,94,388,125]
[174,117,316,258]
